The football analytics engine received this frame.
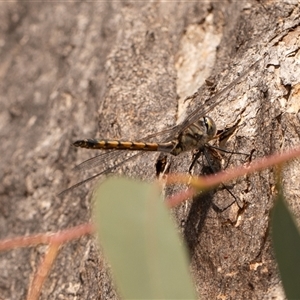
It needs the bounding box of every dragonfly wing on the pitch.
[135,57,264,144]
[58,151,144,197]
[176,57,264,135]
[74,150,122,172]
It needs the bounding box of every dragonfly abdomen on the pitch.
[73,139,160,151]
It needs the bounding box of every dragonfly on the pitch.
[59,57,263,196]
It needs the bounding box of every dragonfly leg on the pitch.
[204,147,245,210]
[155,154,170,177]
[188,148,204,173]
[189,146,244,212]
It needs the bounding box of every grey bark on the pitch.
[0,1,300,299]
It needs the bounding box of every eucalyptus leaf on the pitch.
[93,177,197,299]
[271,187,300,299]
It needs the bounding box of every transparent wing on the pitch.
[58,151,143,197]
[136,56,263,141]
[174,57,263,135]
[74,150,124,172]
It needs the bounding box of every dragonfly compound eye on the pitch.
[204,116,217,139]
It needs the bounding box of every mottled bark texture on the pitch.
[0,1,300,299]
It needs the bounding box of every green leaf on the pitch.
[93,177,197,299]
[271,186,300,299]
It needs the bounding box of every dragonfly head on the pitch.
[203,116,217,140]
[170,116,217,156]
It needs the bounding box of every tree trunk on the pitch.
[1,1,299,299]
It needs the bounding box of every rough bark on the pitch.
[0,1,300,299]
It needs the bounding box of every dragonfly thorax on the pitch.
[170,116,217,156]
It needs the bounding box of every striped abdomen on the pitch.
[74,139,160,151]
